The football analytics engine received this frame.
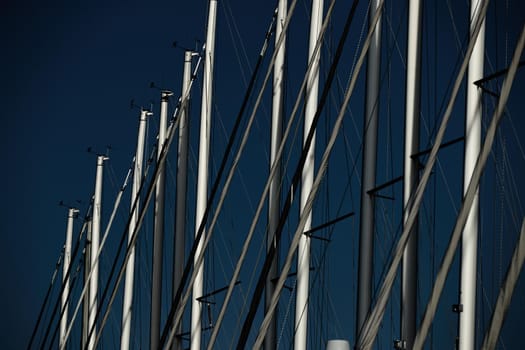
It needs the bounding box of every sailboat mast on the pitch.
[88,154,107,350]
[192,1,217,349]
[460,0,485,348]
[401,0,422,349]
[266,1,286,349]
[82,217,92,349]
[296,0,323,348]
[173,50,193,350]
[121,108,150,350]
[357,0,382,337]
[151,91,170,349]
[59,207,78,348]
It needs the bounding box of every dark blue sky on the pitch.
[2,0,524,349]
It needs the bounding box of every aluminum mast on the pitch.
[82,217,92,349]
[121,108,150,350]
[356,0,382,338]
[173,50,194,350]
[295,0,323,348]
[401,0,422,349]
[88,154,107,350]
[151,91,171,349]
[266,1,287,349]
[191,1,217,349]
[59,207,78,349]
[460,0,485,348]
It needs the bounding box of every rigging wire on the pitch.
[222,0,251,86]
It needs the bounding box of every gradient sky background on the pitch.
[1,0,525,349]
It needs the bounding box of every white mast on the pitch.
[357,0,382,338]
[192,1,217,349]
[121,109,150,350]
[460,0,485,348]
[151,90,171,349]
[173,50,193,350]
[82,217,92,349]
[401,0,422,349]
[59,207,78,349]
[295,0,323,348]
[88,154,107,350]
[266,1,286,349]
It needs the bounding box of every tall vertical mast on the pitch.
[460,0,485,348]
[121,109,150,350]
[295,0,323,349]
[357,0,382,337]
[151,91,170,349]
[88,154,107,350]
[401,0,422,348]
[173,50,193,350]
[82,217,92,349]
[192,1,217,349]
[265,1,287,349]
[60,207,78,348]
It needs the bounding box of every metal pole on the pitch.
[357,0,382,337]
[460,0,485,349]
[82,217,92,349]
[60,207,78,348]
[266,1,286,349]
[192,2,217,349]
[401,0,422,348]
[173,50,193,350]
[151,91,170,350]
[295,0,323,348]
[88,155,107,350]
[121,109,150,350]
